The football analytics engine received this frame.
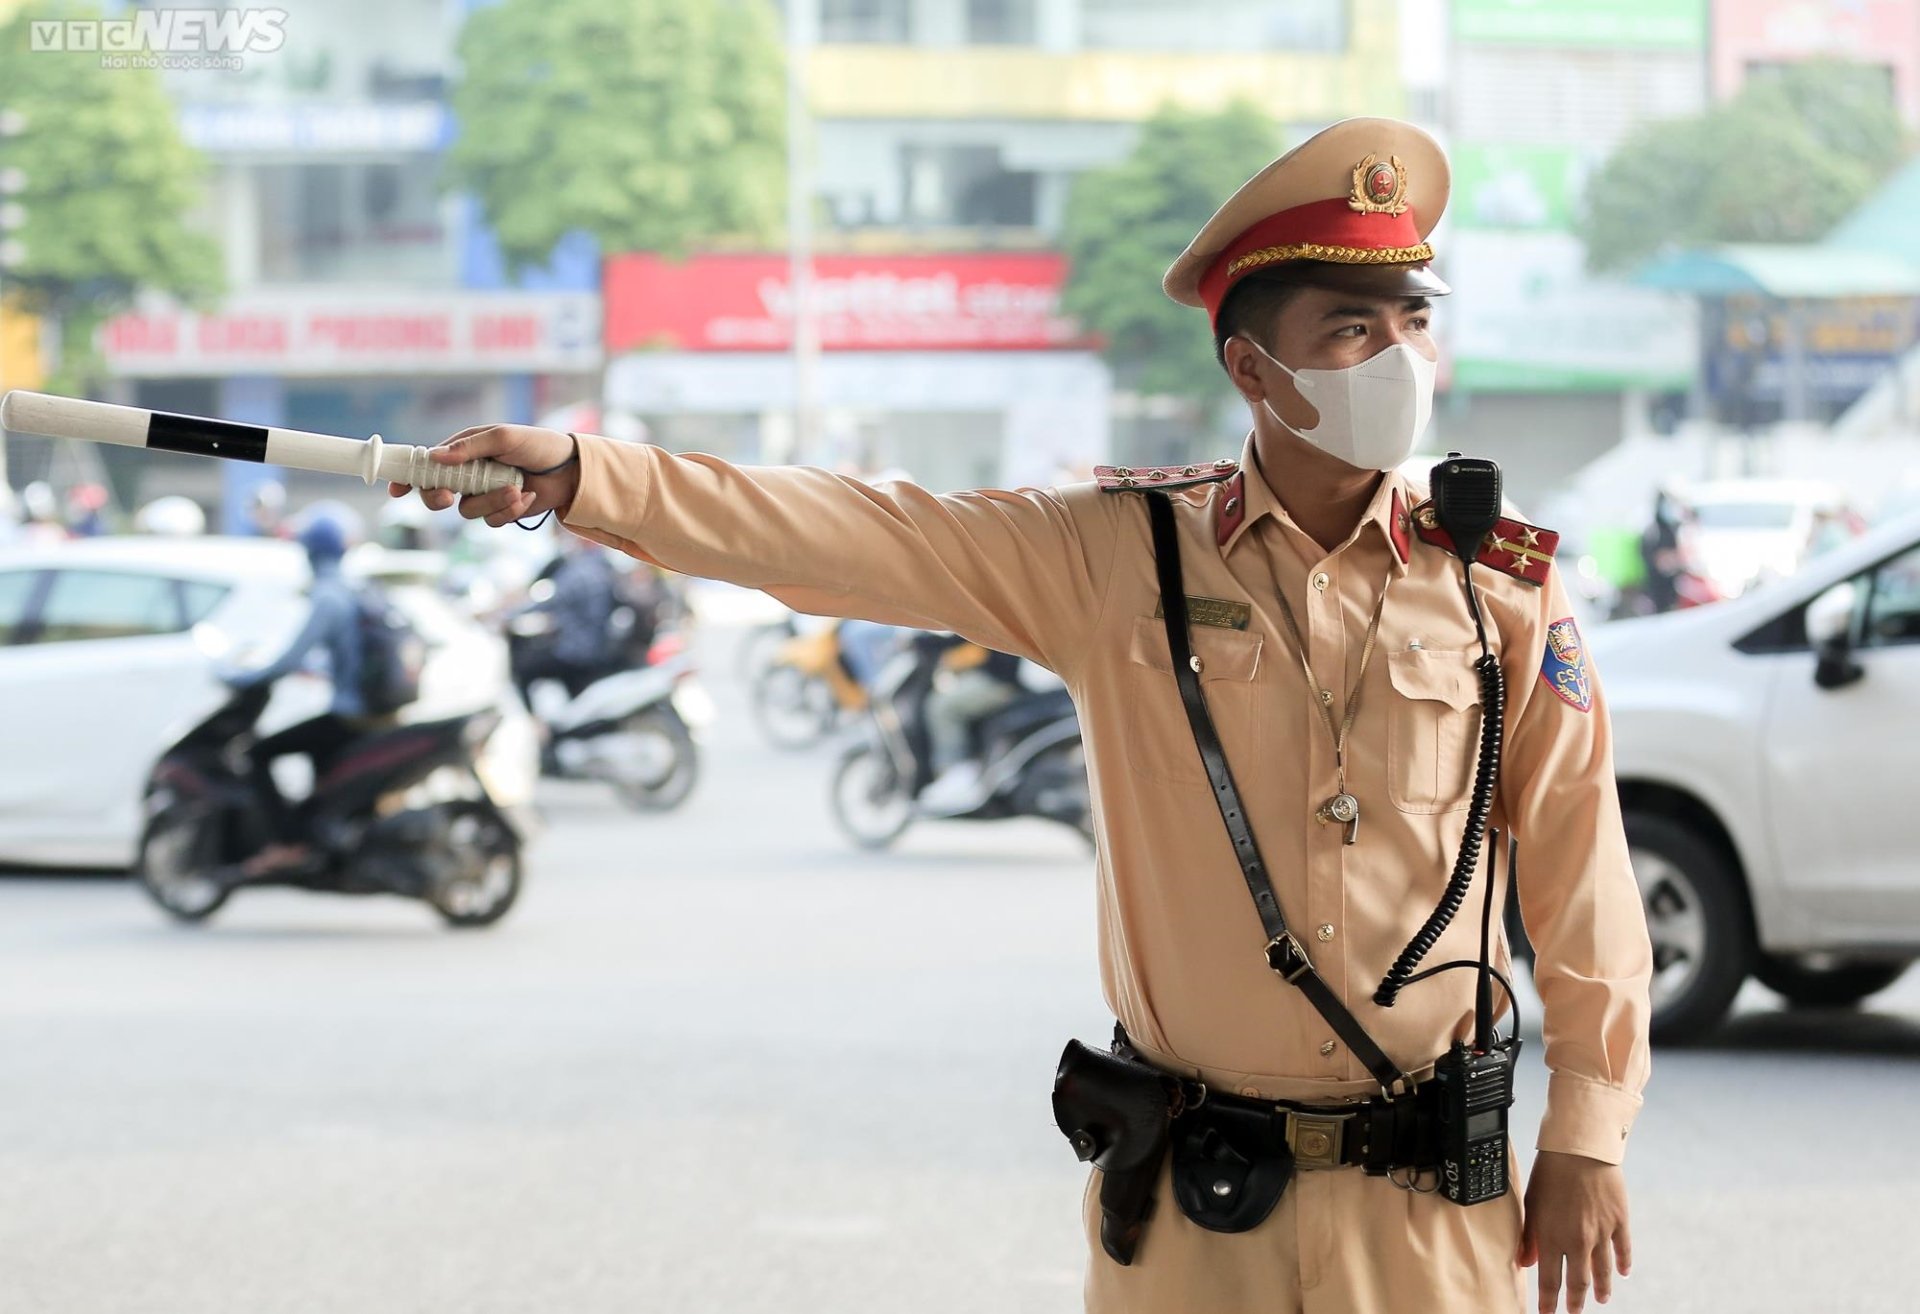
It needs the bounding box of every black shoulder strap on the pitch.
[1144,492,1411,1097]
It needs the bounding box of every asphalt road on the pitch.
[1,620,1914,1313]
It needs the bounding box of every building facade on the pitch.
[602,0,1408,487]
[93,0,602,528]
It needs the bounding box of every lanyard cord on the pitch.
[1270,574,1392,791]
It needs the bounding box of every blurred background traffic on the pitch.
[2,2,1918,1310]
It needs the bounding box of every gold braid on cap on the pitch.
[1226,241,1436,278]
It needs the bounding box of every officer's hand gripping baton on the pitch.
[0,389,523,497]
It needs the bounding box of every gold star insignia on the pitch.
[1520,526,1542,547]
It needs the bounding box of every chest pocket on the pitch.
[1126,615,1264,786]
[1385,648,1484,814]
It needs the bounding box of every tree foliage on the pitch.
[446,0,787,273]
[0,3,223,393]
[1060,103,1283,399]
[1581,60,1911,273]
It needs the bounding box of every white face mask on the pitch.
[1242,338,1438,472]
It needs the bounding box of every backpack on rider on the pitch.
[354,584,425,715]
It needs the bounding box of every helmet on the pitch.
[297,515,349,562]
[134,495,207,537]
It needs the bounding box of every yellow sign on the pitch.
[0,298,46,392]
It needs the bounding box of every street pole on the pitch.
[783,0,819,468]
[0,106,27,494]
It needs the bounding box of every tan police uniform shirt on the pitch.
[561,432,1653,1165]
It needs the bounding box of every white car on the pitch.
[0,535,539,869]
[1594,510,1920,1041]
[1684,478,1854,598]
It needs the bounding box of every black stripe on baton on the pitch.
[148,412,270,463]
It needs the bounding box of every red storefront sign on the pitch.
[603,252,1094,353]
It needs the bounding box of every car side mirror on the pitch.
[1807,581,1864,690]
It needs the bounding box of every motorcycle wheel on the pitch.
[751,664,837,750]
[831,742,915,851]
[136,806,231,923]
[608,706,701,811]
[429,803,522,929]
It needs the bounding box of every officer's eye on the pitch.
[1332,324,1367,339]
[1407,316,1431,332]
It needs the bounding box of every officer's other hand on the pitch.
[385,424,580,528]
[1518,1150,1630,1313]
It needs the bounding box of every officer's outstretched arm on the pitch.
[406,426,1116,677]
[1494,570,1654,1167]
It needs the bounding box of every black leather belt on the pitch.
[1181,1079,1443,1172]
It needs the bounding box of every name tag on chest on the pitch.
[1154,596,1252,631]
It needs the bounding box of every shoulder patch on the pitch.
[1540,617,1592,712]
[1096,460,1239,494]
[1410,501,1559,586]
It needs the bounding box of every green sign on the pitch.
[1453,0,1706,48]
[1452,144,1594,232]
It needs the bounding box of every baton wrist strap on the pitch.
[1146,492,1412,1097]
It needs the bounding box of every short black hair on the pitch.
[1213,270,1303,369]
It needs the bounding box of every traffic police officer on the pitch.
[398,117,1653,1314]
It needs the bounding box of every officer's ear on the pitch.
[1221,335,1271,406]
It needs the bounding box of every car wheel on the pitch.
[1627,811,1753,1044]
[1753,955,1911,1009]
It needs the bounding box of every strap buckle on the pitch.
[1265,931,1313,984]
[1286,1110,1353,1170]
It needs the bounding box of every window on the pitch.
[967,0,1036,44]
[820,0,912,43]
[1081,0,1348,52]
[182,581,230,626]
[33,571,185,644]
[0,570,41,643]
[900,144,1038,228]
[1865,545,1920,648]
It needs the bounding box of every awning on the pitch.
[1632,244,1920,298]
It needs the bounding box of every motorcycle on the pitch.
[750,617,868,751]
[830,638,1094,851]
[507,613,708,811]
[136,682,527,928]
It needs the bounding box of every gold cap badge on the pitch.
[1348,154,1410,216]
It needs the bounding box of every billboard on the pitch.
[99,291,603,376]
[1454,0,1707,47]
[1447,231,1698,392]
[603,253,1093,354]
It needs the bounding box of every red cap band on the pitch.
[1199,198,1432,325]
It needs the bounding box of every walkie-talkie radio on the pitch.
[1434,1037,1518,1204]
[1433,828,1522,1205]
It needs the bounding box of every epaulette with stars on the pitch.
[1095,460,1239,493]
[1410,500,1559,586]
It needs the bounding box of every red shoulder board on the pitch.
[1411,501,1559,587]
[1096,460,1239,494]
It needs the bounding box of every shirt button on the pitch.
[1240,1085,1262,1099]
[1312,571,1330,591]
[1319,1040,1338,1056]
[1319,688,1333,705]
[1316,924,1335,942]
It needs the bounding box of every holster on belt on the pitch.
[1050,1036,1178,1265]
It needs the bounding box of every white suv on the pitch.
[1595,511,1920,1041]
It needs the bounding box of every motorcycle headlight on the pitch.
[474,705,540,807]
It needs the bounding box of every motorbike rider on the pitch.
[916,634,1026,812]
[514,533,619,706]
[223,515,373,876]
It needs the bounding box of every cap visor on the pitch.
[1283,260,1451,299]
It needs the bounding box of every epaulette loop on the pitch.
[1097,459,1238,494]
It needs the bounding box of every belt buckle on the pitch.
[1264,931,1313,983]
[1286,1110,1352,1170]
